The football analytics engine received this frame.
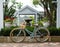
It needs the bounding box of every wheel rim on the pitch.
[35,28,50,42]
[10,28,26,43]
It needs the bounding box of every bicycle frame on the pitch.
[25,26,39,38]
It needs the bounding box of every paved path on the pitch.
[0,42,60,47]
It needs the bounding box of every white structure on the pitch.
[0,0,60,28]
[57,0,60,28]
[0,0,3,30]
[14,5,40,26]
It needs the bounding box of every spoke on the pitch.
[35,28,50,42]
[10,28,26,42]
[17,30,21,36]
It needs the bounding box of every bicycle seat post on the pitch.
[34,24,39,28]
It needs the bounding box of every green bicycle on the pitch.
[10,23,50,43]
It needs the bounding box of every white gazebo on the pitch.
[14,5,40,26]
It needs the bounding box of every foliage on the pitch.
[29,16,35,25]
[4,19,12,22]
[26,26,34,32]
[41,17,49,22]
[33,0,57,27]
[48,27,60,36]
[0,26,34,36]
[4,0,22,20]
[0,26,18,36]
[38,21,43,26]
[33,0,40,5]
[0,26,60,36]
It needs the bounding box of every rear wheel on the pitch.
[10,28,26,43]
[35,27,50,42]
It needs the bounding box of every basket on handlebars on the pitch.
[20,23,26,29]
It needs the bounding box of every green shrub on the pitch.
[38,21,43,26]
[25,26,34,36]
[0,26,34,36]
[26,26,34,32]
[26,26,60,36]
[0,26,60,36]
[48,27,60,36]
[0,26,18,36]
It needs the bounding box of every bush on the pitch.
[48,27,60,36]
[38,21,43,27]
[26,26,60,36]
[26,26,34,32]
[0,26,18,36]
[0,26,34,36]
[0,26,60,36]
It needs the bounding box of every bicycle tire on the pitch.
[10,28,26,43]
[35,27,50,42]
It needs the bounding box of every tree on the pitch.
[33,0,57,27]
[3,0,22,20]
[3,0,23,28]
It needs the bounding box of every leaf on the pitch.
[33,0,39,5]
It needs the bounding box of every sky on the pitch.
[14,0,44,17]
[15,0,44,11]
[16,0,33,6]
[3,0,44,11]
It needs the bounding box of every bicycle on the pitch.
[10,22,50,43]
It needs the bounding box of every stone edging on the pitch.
[0,36,60,43]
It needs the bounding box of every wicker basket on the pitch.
[20,23,26,29]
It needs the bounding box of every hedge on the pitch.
[48,27,60,36]
[0,26,60,36]
[0,26,18,36]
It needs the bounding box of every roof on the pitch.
[14,5,40,16]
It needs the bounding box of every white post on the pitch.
[0,0,3,30]
[35,13,37,24]
[57,0,60,28]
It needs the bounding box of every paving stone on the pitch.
[0,42,60,47]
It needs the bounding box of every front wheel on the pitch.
[10,28,26,43]
[35,27,50,42]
